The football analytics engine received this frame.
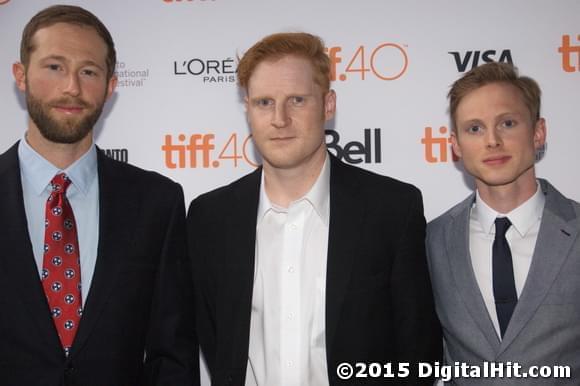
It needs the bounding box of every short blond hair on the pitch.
[448,62,541,131]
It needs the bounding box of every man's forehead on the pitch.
[28,23,108,63]
[31,22,104,49]
[247,56,317,91]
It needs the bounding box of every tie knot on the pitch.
[495,217,511,237]
[50,173,72,194]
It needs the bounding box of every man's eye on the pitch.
[82,69,96,76]
[47,64,61,71]
[502,119,516,128]
[256,99,273,107]
[466,125,482,134]
[291,96,305,105]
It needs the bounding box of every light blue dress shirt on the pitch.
[18,138,100,303]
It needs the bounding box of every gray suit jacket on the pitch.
[427,179,580,385]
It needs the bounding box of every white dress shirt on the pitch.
[18,136,100,303]
[246,155,330,386]
[469,183,545,339]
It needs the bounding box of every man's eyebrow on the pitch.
[39,55,106,71]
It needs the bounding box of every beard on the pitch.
[25,91,105,144]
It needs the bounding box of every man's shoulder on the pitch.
[0,142,20,174]
[427,194,473,235]
[189,167,260,209]
[97,149,182,195]
[331,155,421,197]
[540,178,580,223]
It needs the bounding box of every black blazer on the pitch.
[0,142,199,386]
[187,154,441,385]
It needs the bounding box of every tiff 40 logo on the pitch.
[326,42,409,81]
[162,133,258,169]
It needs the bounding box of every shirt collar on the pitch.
[257,153,331,227]
[18,135,98,196]
[472,181,545,237]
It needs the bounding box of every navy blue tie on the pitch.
[492,217,517,338]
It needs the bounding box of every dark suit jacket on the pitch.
[187,154,441,385]
[0,142,199,386]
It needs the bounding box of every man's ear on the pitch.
[106,74,118,101]
[450,131,462,159]
[533,118,547,150]
[324,89,336,121]
[13,62,27,92]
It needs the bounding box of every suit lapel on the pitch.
[446,197,501,352]
[0,143,62,349]
[71,150,140,355]
[219,168,261,373]
[325,157,365,355]
[499,180,578,354]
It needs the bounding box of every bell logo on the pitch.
[448,49,513,72]
[421,126,459,163]
[326,128,382,164]
[558,34,580,72]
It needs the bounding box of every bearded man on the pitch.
[0,5,199,386]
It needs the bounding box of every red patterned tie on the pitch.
[41,173,82,355]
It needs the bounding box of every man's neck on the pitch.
[476,171,538,214]
[26,125,93,170]
[263,150,327,208]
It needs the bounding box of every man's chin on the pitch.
[38,124,93,145]
[475,174,522,189]
[34,113,98,144]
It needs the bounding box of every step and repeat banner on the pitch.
[1,0,579,221]
[1,1,579,383]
